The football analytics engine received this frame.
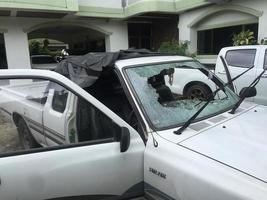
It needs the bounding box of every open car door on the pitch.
[0,70,145,200]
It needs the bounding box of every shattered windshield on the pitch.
[125,60,239,130]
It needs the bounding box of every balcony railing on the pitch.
[0,0,78,12]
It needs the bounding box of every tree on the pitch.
[158,40,195,57]
[29,40,41,55]
[232,30,255,46]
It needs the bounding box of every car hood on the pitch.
[158,101,267,182]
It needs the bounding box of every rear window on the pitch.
[264,50,267,68]
[31,56,57,64]
[225,49,256,68]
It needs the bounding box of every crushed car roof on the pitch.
[55,49,178,88]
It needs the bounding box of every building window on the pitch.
[0,34,8,69]
[128,23,151,49]
[197,23,258,55]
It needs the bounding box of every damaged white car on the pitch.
[0,50,266,200]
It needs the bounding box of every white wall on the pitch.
[79,0,122,8]
[198,11,257,30]
[0,17,129,69]
[1,18,31,69]
[104,21,128,51]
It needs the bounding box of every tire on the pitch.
[185,84,211,101]
[17,119,40,149]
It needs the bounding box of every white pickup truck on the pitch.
[215,45,267,105]
[0,52,266,200]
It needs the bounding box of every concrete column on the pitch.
[178,15,197,54]
[258,13,267,42]
[4,27,31,69]
[105,23,128,52]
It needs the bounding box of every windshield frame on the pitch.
[122,59,239,131]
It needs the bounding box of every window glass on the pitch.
[31,56,57,64]
[225,49,256,68]
[0,34,8,69]
[125,61,239,130]
[0,78,119,155]
[264,50,267,68]
[52,90,68,113]
[197,23,258,55]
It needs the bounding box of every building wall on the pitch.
[79,0,122,8]
[178,0,267,63]
[0,17,128,69]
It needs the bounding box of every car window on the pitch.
[225,49,256,68]
[0,78,120,155]
[52,90,68,113]
[125,61,239,130]
[264,50,267,68]
[32,56,57,64]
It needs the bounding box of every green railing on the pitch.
[0,0,78,11]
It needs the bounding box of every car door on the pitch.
[42,84,71,146]
[216,48,258,98]
[0,70,145,200]
[253,47,267,105]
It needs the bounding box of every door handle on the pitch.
[262,74,267,78]
[218,71,226,75]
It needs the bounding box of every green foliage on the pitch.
[232,30,256,46]
[29,39,61,56]
[158,40,195,57]
[260,39,267,45]
[29,40,41,55]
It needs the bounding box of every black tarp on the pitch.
[55,49,170,88]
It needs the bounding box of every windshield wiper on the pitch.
[174,87,220,135]
[220,56,234,92]
[229,68,266,114]
[174,65,254,135]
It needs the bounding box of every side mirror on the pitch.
[239,87,257,98]
[119,127,130,153]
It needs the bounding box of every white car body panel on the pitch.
[181,103,267,182]
[117,58,267,199]
[215,45,267,105]
[0,69,145,199]
[0,140,144,200]
[115,56,192,70]
[0,53,266,200]
[166,68,216,95]
[145,133,267,200]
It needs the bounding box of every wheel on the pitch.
[185,84,211,101]
[17,119,40,149]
